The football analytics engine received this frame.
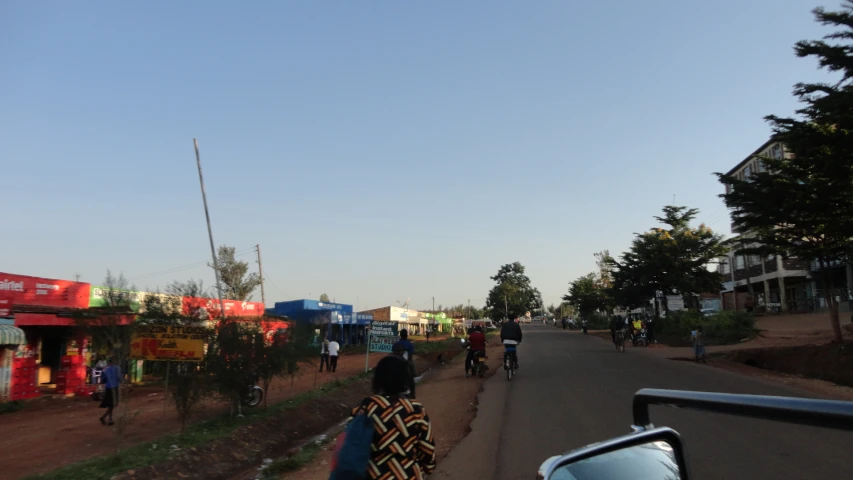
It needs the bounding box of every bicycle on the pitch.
[614,329,626,353]
[504,345,518,381]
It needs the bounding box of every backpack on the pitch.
[330,402,375,480]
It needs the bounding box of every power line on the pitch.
[128,247,256,281]
[261,267,290,300]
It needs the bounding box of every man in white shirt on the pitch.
[327,339,340,372]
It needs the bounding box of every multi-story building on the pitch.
[719,139,810,313]
[718,139,852,313]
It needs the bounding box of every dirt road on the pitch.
[285,337,504,480]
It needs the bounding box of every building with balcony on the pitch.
[719,138,853,313]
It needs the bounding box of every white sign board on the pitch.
[666,295,685,311]
[390,306,420,322]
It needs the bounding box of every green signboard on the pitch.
[89,286,144,311]
[369,321,398,353]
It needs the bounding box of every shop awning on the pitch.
[0,325,27,345]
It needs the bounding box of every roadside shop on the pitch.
[273,299,370,345]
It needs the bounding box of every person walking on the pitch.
[392,329,416,398]
[99,357,121,426]
[328,338,340,372]
[331,356,436,479]
[646,314,656,344]
[693,326,707,363]
[319,339,331,372]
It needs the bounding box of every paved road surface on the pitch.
[434,325,853,480]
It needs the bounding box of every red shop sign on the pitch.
[181,296,264,318]
[0,273,91,309]
[0,295,12,317]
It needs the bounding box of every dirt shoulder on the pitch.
[4,351,385,480]
[282,336,504,480]
[587,322,853,402]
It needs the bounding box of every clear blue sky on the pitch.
[1,1,834,311]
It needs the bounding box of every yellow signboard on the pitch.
[130,325,207,362]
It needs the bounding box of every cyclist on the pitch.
[464,325,487,378]
[609,315,624,346]
[500,317,522,369]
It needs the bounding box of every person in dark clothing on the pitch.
[392,329,417,399]
[464,326,487,377]
[609,315,623,345]
[319,339,330,372]
[645,315,655,344]
[99,358,121,426]
[499,318,522,368]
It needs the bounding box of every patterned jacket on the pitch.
[350,394,437,479]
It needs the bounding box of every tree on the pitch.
[207,317,262,417]
[718,3,853,342]
[213,245,261,301]
[257,321,316,404]
[137,291,213,430]
[319,293,330,303]
[75,270,141,452]
[594,250,615,290]
[485,262,542,321]
[611,206,726,314]
[565,273,603,318]
[166,279,210,298]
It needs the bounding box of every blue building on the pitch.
[271,300,373,345]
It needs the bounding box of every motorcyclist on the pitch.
[464,326,487,378]
[500,317,523,369]
[631,316,644,343]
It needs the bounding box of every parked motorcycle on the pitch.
[537,389,853,479]
[241,373,264,408]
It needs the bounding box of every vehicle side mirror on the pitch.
[537,427,689,480]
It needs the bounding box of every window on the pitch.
[770,143,784,159]
[757,158,766,172]
[743,164,752,178]
[749,254,761,266]
[766,253,776,262]
[720,262,731,274]
[735,255,745,269]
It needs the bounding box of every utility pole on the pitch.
[256,244,266,307]
[193,139,226,318]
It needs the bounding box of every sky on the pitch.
[1,1,837,311]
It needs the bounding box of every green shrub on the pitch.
[656,310,757,345]
[0,400,23,415]
[703,311,758,344]
[586,314,610,330]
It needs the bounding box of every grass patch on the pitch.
[0,400,23,415]
[263,442,324,478]
[412,336,460,354]
[25,372,371,480]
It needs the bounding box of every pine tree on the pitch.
[718,3,853,342]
